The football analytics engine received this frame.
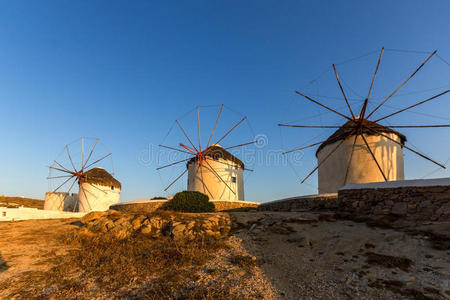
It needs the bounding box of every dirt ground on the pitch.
[0,212,449,299]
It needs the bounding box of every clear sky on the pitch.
[1,1,450,202]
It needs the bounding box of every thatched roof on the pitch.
[187,145,244,169]
[80,167,121,189]
[316,119,407,156]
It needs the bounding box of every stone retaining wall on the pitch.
[339,185,450,221]
[258,194,338,212]
[111,200,259,213]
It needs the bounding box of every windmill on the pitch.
[157,105,255,201]
[45,137,120,212]
[279,47,450,193]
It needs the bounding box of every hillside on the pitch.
[0,196,44,209]
[0,210,449,299]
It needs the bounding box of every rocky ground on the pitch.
[0,210,449,299]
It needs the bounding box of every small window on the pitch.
[231,176,236,183]
[111,186,114,190]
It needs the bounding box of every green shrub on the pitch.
[151,196,167,200]
[165,191,215,213]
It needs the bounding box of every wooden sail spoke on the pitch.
[82,138,99,171]
[164,169,188,191]
[52,175,75,193]
[295,91,353,121]
[197,106,202,152]
[176,120,199,153]
[386,124,450,128]
[211,116,247,149]
[374,90,450,122]
[207,104,224,149]
[301,138,348,183]
[53,160,71,173]
[66,145,77,172]
[199,164,214,198]
[366,47,384,101]
[332,64,355,118]
[156,157,192,170]
[86,182,108,194]
[159,144,193,155]
[84,153,112,170]
[343,134,359,185]
[203,160,236,195]
[48,166,76,175]
[360,134,387,181]
[366,50,437,119]
[364,126,446,169]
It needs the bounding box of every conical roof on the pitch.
[187,145,244,169]
[316,119,407,156]
[80,167,121,189]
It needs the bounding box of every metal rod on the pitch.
[364,126,446,169]
[176,120,199,153]
[164,169,188,191]
[332,64,355,118]
[278,124,342,128]
[366,47,384,101]
[207,104,224,149]
[374,90,450,122]
[360,133,387,181]
[295,91,353,121]
[223,141,256,150]
[159,144,193,155]
[156,157,192,170]
[84,153,112,170]
[366,50,437,119]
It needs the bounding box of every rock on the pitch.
[81,211,109,224]
[131,216,146,230]
[287,232,312,247]
[392,202,407,215]
[172,224,187,240]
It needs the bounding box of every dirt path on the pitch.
[229,212,450,299]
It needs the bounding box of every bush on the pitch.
[165,191,215,213]
[151,196,167,200]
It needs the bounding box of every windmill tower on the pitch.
[46,137,120,212]
[280,47,449,193]
[157,105,255,201]
[187,144,245,200]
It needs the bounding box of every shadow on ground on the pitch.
[0,253,8,273]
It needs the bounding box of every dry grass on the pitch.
[1,229,238,299]
[0,196,44,209]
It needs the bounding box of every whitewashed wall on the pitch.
[78,183,120,212]
[317,133,404,194]
[44,192,79,211]
[187,158,244,201]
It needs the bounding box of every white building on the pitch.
[78,167,121,212]
[44,192,79,211]
[317,120,405,194]
[187,145,245,201]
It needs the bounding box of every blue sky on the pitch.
[1,1,450,202]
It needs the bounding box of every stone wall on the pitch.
[339,185,450,221]
[111,200,259,214]
[258,194,338,212]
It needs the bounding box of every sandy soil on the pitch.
[0,212,449,299]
